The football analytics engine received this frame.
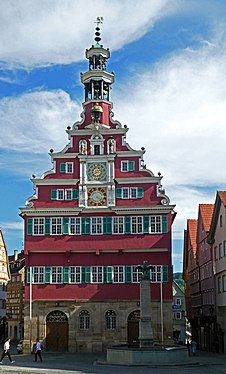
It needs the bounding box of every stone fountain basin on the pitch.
[107,345,189,365]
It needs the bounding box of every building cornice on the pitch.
[111,205,176,214]
[115,177,159,184]
[28,247,168,254]
[31,178,79,186]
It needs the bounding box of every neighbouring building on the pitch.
[172,281,186,344]
[184,195,226,354]
[20,22,176,353]
[208,191,226,353]
[6,250,25,341]
[0,230,10,341]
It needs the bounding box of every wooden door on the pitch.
[127,310,140,347]
[46,310,68,352]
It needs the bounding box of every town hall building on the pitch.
[20,21,176,353]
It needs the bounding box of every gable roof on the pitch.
[199,204,214,232]
[208,191,226,243]
[187,219,198,254]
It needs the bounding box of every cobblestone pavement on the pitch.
[0,350,225,374]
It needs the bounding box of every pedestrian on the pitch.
[0,338,15,364]
[34,338,43,362]
[191,339,197,356]
[187,339,191,356]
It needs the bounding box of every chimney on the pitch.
[14,250,18,261]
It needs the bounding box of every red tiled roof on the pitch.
[187,219,197,254]
[218,191,226,206]
[199,204,214,232]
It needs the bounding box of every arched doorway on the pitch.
[46,310,68,352]
[127,310,140,347]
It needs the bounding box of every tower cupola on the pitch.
[81,17,114,102]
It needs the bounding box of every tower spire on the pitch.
[80,18,114,103]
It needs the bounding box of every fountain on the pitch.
[106,261,189,366]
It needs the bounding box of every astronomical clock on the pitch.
[87,187,107,206]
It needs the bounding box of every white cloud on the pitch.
[0,222,23,230]
[0,0,178,68]
[0,90,79,154]
[113,36,226,189]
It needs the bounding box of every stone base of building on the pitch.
[23,299,173,353]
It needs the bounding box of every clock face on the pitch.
[87,163,106,181]
[88,187,107,206]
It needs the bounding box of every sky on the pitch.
[1,0,226,273]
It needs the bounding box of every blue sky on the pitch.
[1,0,226,272]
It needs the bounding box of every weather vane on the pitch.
[95,16,104,26]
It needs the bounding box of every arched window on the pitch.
[105,310,116,329]
[90,134,104,155]
[79,310,90,329]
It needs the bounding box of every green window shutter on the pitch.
[162,216,168,233]
[63,217,69,234]
[81,217,90,234]
[82,266,90,283]
[63,267,69,283]
[138,188,144,198]
[143,216,150,234]
[72,189,78,200]
[26,267,30,284]
[103,217,112,234]
[104,266,112,283]
[51,190,57,200]
[125,266,132,283]
[45,267,51,283]
[116,188,122,198]
[60,163,66,173]
[162,266,168,282]
[124,216,131,234]
[45,218,50,235]
[27,218,33,235]
[128,161,135,171]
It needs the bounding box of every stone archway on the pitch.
[46,310,68,352]
[127,310,140,347]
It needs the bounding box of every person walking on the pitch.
[191,339,197,356]
[34,338,43,362]
[0,338,15,364]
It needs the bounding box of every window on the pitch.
[150,216,161,233]
[214,246,218,260]
[33,218,45,235]
[122,188,129,199]
[57,189,64,200]
[132,266,142,283]
[219,243,222,259]
[51,218,62,235]
[131,216,143,234]
[130,188,138,198]
[121,160,135,172]
[60,162,73,173]
[220,214,222,227]
[218,276,222,293]
[174,312,182,320]
[79,310,90,329]
[69,218,81,235]
[113,266,124,283]
[65,189,73,200]
[70,267,81,283]
[91,217,103,234]
[175,298,181,305]
[223,275,226,292]
[150,266,162,282]
[224,241,226,257]
[91,266,103,283]
[112,217,124,234]
[106,310,116,329]
[33,267,44,283]
[94,145,100,155]
[51,267,63,283]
